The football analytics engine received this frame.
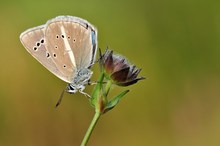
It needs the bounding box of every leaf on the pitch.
[90,72,105,107]
[104,90,129,113]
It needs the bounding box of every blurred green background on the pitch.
[0,0,220,145]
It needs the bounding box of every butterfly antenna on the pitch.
[55,89,65,108]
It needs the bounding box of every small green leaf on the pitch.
[104,90,129,113]
[90,73,105,107]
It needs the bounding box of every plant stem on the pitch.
[80,112,101,146]
[105,80,112,97]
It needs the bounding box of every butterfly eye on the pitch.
[67,36,70,39]
[54,45,58,49]
[63,65,66,68]
[61,35,64,38]
[53,53,57,58]
[56,35,59,39]
[36,42,40,46]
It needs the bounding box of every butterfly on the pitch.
[20,16,98,106]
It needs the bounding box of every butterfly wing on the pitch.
[19,25,71,83]
[44,16,98,82]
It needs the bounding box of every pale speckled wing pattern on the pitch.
[19,25,69,82]
[20,16,98,83]
[44,16,97,82]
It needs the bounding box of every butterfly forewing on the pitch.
[44,16,97,82]
[19,25,71,83]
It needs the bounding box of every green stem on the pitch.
[80,112,101,146]
[105,80,112,97]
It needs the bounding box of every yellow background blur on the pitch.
[0,0,220,145]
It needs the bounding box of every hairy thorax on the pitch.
[71,68,93,88]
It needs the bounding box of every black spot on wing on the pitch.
[33,47,37,51]
[46,52,50,58]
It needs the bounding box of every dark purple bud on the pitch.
[100,48,145,86]
[104,50,114,73]
[113,58,128,72]
[110,67,130,82]
[129,68,142,80]
[116,77,145,86]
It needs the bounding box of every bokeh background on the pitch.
[0,0,220,145]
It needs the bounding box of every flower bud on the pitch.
[100,48,145,86]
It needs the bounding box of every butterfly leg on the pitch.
[88,80,107,85]
[87,79,97,85]
[78,86,91,98]
[79,90,91,98]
